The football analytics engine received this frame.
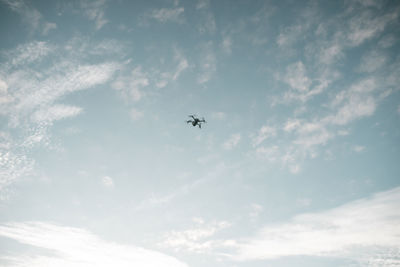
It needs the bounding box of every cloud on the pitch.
[197,42,216,84]
[0,146,34,191]
[2,41,55,69]
[130,108,144,120]
[222,134,241,150]
[160,218,231,253]
[346,10,398,47]
[0,39,121,196]
[154,48,188,88]
[80,0,108,30]
[249,203,263,220]
[283,61,311,92]
[9,62,119,120]
[211,112,226,120]
[31,105,83,124]
[0,222,188,267]
[292,121,332,147]
[172,49,189,81]
[101,175,114,187]
[221,36,232,54]
[324,78,377,125]
[1,0,57,35]
[252,125,276,147]
[196,0,210,10]
[281,61,331,102]
[112,66,148,102]
[230,187,400,265]
[149,7,184,23]
[352,145,366,152]
[357,50,387,73]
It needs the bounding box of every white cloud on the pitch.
[221,36,232,54]
[112,66,148,102]
[0,149,34,190]
[283,119,301,132]
[31,105,83,123]
[378,35,397,48]
[358,50,387,73]
[249,203,263,220]
[223,133,241,150]
[283,62,311,92]
[276,25,304,47]
[4,41,55,69]
[11,62,119,117]
[281,62,331,102]
[296,198,311,207]
[172,49,189,81]
[150,7,184,23]
[130,108,144,120]
[0,222,188,267]
[196,2,216,35]
[197,42,217,84]
[318,44,343,65]
[347,11,398,46]
[80,0,108,30]
[324,78,377,125]
[211,112,226,120]
[196,0,210,10]
[101,176,114,187]
[154,48,188,88]
[255,145,280,163]
[160,219,231,253]
[252,125,276,146]
[293,121,332,147]
[42,22,57,35]
[230,187,400,265]
[0,79,13,104]
[352,145,366,152]
[1,0,57,35]
[0,39,121,195]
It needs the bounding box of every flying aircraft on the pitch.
[187,115,206,128]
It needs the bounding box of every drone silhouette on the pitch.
[187,115,206,129]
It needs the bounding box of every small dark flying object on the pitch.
[187,115,206,129]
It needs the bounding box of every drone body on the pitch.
[187,115,206,129]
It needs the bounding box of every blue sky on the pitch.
[0,0,400,266]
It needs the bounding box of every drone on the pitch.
[187,115,206,129]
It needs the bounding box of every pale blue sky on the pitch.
[0,0,400,266]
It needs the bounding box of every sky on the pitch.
[0,0,400,266]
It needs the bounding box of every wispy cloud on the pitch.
[280,61,333,103]
[112,66,148,102]
[160,218,231,253]
[80,0,108,30]
[222,133,241,150]
[0,39,121,196]
[252,125,276,147]
[31,105,83,124]
[352,145,366,153]
[1,0,57,35]
[0,222,188,267]
[101,175,114,187]
[197,42,216,84]
[357,50,387,73]
[229,187,400,265]
[346,10,398,47]
[149,7,185,23]
[323,78,377,125]
[130,108,144,121]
